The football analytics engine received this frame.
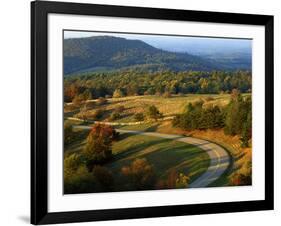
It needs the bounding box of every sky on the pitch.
[64,30,252,55]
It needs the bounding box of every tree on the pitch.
[82,89,92,100]
[240,98,252,147]
[72,94,84,106]
[163,91,172,98]
[89,109,104,121]
[156,170,190,189]
[83,124,117,170]
[64,153,83,175]
[175,173,190,188]
[113,89,125,98]
[110,112,121,121]
[224,90,252,140]
[64,122,74,146]
[93,166,114,191]
[121,158,156,189]
[147,105,162,121]
[224,90,242,135]
[126,84,139,96]
[134,112,145,121]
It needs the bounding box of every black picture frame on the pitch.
[31,0,274,224]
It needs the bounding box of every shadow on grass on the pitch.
[144,124,159,132]
[112,134,168,162]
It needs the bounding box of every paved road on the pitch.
[74,125,230,188]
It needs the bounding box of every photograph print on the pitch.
[63,30,252,194]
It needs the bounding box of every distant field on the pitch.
[65,94,250,123]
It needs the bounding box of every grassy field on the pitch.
[109,134,210,190]
[117,121,252,187]
[64,129,210,192]
[64,93,252,192]
[65,94,245,121]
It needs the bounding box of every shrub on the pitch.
[134,112,145,121]
[93,166,114,191]
[113,89,124,98]
[146,105,162,121]
[91,109,104,120]
[72,95,84,106]
[110,112,121,121]
[156,170,189,189]
[175,173,190,188]
[121,158,156,190]
[229,173,252,186]
[163,91,172,98]
[64,165,96,194]
[64,122,74,146]
[64,153,83,175]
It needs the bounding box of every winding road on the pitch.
[74,125,230,188]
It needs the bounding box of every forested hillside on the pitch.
[64,36,223,74]
[64,70,251,102]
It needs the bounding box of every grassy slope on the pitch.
[67,94,239,121]
[64,130,210,191]
[64,94,251,189]
[117,120,252,187]
[109,134,210,190]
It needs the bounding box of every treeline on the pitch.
[173,90,252,147]
[64,70,251,102]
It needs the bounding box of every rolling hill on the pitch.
[63,36,222,75]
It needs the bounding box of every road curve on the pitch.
[74,125,230,188]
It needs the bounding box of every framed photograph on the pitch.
[31,1,274,224]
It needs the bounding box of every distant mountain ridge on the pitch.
[63,36,223,75]
[64,36,252,75]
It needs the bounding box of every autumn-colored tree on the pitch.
[156,170,190,189]
[72,94,84,106]
[64,83,79,102]
[121,158,156,190]
[163,91,172,98]
[113,89,124,98]
[83,124,118,170]
[230,173,252,186]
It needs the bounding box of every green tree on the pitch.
[147,105,162,121]
[64,122,74,146]
[134,112,145,121]
[93,166,114,191]
[110,112,121,121]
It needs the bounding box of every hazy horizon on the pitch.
[64,31,252,55]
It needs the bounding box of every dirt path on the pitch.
[74,126,230,188]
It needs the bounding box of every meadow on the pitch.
[64,93,252,193]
